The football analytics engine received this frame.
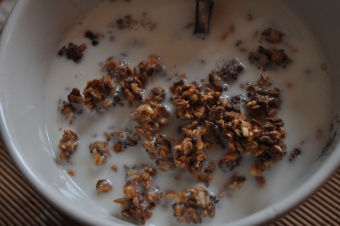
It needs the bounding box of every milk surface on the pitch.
[43,0,332,225]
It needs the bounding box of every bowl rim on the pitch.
[0,1,339,225]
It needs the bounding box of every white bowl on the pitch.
[0,0,339,225]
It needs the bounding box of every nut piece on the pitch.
[58,130,79,160]
[89,141,110,165]
[172,186,217,224]
[96,179,112,193]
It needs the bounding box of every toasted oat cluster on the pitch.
[172,186,217,224]
[249,27,292,70]
[58,43,87,63]
[226,174,246,190]
[105,130,140,153]
[210,58,245,80]
[245,74,281,117]
[89,140,110,166]
[175,122,215,186]
[261,27,285,44]
[114,165,162,225]
[58,130,79,160]
[249,46,292,69]
[143,135,175,172]
[131,102,170,140]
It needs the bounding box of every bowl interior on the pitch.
[0,0,339,225]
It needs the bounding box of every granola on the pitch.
[172,186,217,224]
[114,165,162,225]
[58,130,79,160]
[57,42,87,63]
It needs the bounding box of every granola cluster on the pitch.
[143,135,175,172]
[261,28,284,44]
[174,122,215,186]
[172,186,216,224]
[131,103,169,140]
[89,140,110,166]
[105,130,140,153]
[249,27,292,70]
[59,56,164,121]
[58,130,79,160]
[58,43,87,63]
[114,165,162,225]
[245,74,281,117]
[171,80,220,121]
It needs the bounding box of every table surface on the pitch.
[0,137,339,226]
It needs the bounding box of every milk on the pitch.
[43,0,332,225]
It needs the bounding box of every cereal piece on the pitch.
[212,58,244,80]
[105,129,140,153]
[143,135,175,171]
[96,179,112,193]
[57,42,87,63]
[165,191,176,201]
[145,86,166,102]
[261,27,285,44]
[58,130,79,160]
[84,30,102,46]
[172,186,217,224]
[114,165,161,225]
[131,103,169,140]
[111,165,117,172]
[245,75,281,117]
[226,174,246,190]
[67,170,75,176]
[83,75,116,112]
[289,148,301,162]
[89,141,110,165]
[256,176,266,188]
[116,15,136,29]
[171,81,220,121]
[67,88,84,104]
[249,46,292,69]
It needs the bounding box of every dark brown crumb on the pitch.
[111,165,117,172]
[256,176,266,188]
[68,170,75,176]
[289,148,301,162]
[58,43,87,63]
[261,28,285,44]
[84,30,102,46]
